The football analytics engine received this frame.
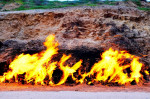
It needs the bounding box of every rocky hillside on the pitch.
[0,6,150,67]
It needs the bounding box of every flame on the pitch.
[86,48,143,85]
[0,35,59,85]
[0,35,149,85]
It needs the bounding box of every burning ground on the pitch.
[0,34,148,86]
[0,6,150,90]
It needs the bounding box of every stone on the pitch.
[0,6,150,66]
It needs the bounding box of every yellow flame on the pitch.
[145,70,149,75]
[0,35,59,85]
[0,35,148,85]
[56,54,82,85]
[86,48,143,85]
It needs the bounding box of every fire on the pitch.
[0,35,59,85]
[0,35,149,86]
[86,48,143,85]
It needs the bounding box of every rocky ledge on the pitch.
[0,6,150,67]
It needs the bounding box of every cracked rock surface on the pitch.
[0,6,150,67]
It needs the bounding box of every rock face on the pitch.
[0,6,150,66]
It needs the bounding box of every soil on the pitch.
[0,82,150,92]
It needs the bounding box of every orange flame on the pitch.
[0,35,149,85]
[87,48,143,85]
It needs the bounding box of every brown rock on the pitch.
[0,6,150,66]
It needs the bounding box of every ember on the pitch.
[0,35,149,86]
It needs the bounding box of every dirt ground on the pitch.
[0,82,150,92]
